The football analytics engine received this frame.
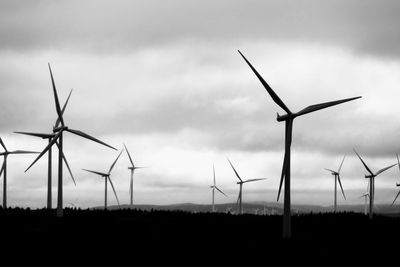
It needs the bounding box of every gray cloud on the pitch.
[0,0,400,57]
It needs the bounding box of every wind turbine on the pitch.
[123,144,145,206]
[15,89,75,209]
[238,50,361,238]
[25,64,116,217]
[83,149,124,210]
[210,164,227,212]
[0,137,38,208]
[227,158,267,215]
[353,149,397,219]
[391,154,400,206]
[324,154,346,212]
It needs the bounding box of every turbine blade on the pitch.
[82,169,108,177]
[66,128,116,150]
[108,149,124,174]
[277,151,288,202]
[14,131,55,139]
[0,137,7,151]
[296,96,361,117]
[213,164,216,187]
[25,131,62,172]
[55,141,76,186]
[324,168,336,173]
[397,154,400,174]
[0,160,5,177]
[227,157,242,182]
[238,50,291,114]
[123,143,135,167]
[244,178,267,183]
[48,63,64,127]
[55,89,73,128]
[236,192,240,205]
[215,186,228,197]
[337,175,346,200]
[9,150,39,155]
[108,176,120,206]
[375,163,397,176]
[391,190,400,206]
[353,149,374,176]
[338,154,346,173]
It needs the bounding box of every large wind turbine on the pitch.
[0,138,38,208]
[83,149,123,210]
[25,64,116,217]
[210,164,227,212]
[227,158,266,215]
[123,144,145,206]
[354,149,397,219]
[15,89,75,209]
[391,154,400,206]
[238,50,361,238]
[324,154,346,212]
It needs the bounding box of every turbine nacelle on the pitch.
[53,126,68,133]
[276,113,292,122]
[365,175,374,179]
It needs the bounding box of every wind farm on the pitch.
[3,1,400,260]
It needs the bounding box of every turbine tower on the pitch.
[354,149,397,219]
[391,154,400,206]
[15,89,75,209]
[83,149,124,210]
[210,164,227,212]
[0,137,38,208]
[124,144,145,206]
[227,158,266,215]
[324,154,346,212]
[239,50,361,238]
[25,64,116,217]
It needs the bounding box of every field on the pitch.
[0,207,399,263]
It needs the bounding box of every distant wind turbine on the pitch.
[227,158,267,215]
[360,193,369,216]
[354,149,397,219]
[325,154,346,212]
[124,144,145,206]
[238,50,361,238]
[210,164,227,212]
[25,64,116,217]
[83,149,124,210]
[0,137,38,208]
[391,154,400,206]
[15,89,75,209]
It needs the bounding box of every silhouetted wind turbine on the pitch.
[325,154,346,212]
[354,149,397,219]
[123,144,145,206]
[25,64,116,217]
[15,89,75,209]
[210,164,227,212]
[83,149,124,210]
[0,137,38,208]
[227,158,266,215]
[391,154,400,206]
[238,50,361,238]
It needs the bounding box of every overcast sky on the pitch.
[1,0,400,209]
